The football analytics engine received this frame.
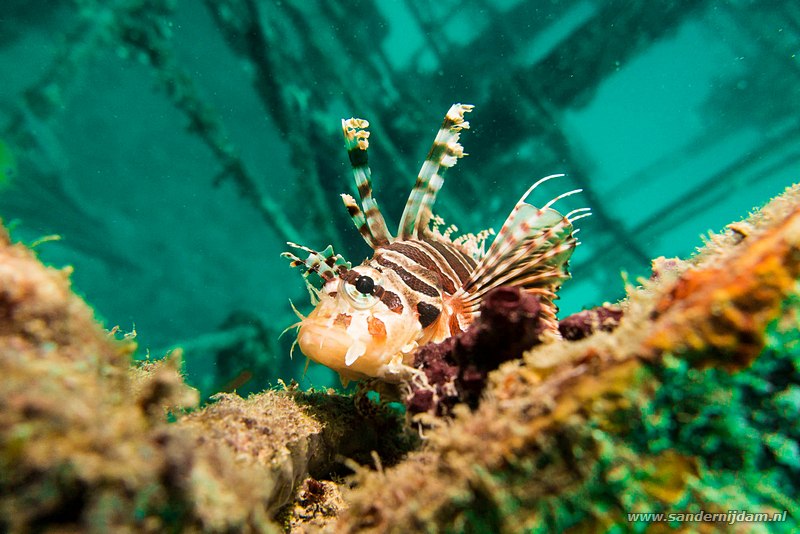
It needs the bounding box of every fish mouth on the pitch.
[297,320,381,378]
[298,321,351,365]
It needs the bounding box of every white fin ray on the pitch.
[566,207,591,220]
[454,178,580,309]
[477,173,566,264]
[541,188,583,211]
[460,205,565,293]
[398,104,474,239]
[460,221,576,306]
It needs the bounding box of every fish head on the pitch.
[297,264,421,382]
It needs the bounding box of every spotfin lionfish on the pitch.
[283,104,590,385]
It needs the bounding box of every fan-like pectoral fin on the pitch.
[459,208,576,299]
[453,177,590,329]
[398,104,473,240]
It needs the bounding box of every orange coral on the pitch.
[647,206,800,368]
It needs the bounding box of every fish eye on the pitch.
[354,275,374,295]
[340,269,381,310]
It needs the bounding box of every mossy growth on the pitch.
[458,291,799,533]
[289,388,418,476]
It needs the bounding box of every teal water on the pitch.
[0,0,797,396]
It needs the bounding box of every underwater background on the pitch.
[1,0,798,398]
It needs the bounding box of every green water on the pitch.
[0,0,797,396]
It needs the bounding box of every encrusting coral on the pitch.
[407,286,549,417]
[407,287,626,417]
[558,303,623,341]
[1,183,799,533]
[0,222,277,532]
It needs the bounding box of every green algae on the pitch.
[493,291,800,533]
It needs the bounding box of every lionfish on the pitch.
[283,104,589,384]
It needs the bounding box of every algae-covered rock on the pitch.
[2,180,800,532]
[333,185,800,533]
[0,223,408,532]
[0,224,182,532]
[0,225,400,532]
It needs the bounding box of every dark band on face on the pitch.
[378,288,403,313]
[376,256,440,298]
[417,302,441,328]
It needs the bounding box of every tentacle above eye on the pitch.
[398,103,474,240]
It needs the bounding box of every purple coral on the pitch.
[558,305,623,341]
[407,286,547,416]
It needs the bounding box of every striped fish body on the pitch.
[284,105,588,384]
[374,238,477,338]
[293,237,477,384]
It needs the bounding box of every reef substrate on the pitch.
[2,184,799,532]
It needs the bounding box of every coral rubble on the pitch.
[558,303,623,341]
[2,183,800,533]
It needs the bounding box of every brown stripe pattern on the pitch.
[370,237,479,329]
[386,242,458,294]
[375,256,440,298]
[422,238,475,283]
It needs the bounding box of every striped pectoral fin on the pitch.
[398,104,473,240]
[460,238,570,307]
[458,175,590,302]
[341,118,392,247]
[464,205,559,290]
[478,174,568,263]
[455,194,582,317]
